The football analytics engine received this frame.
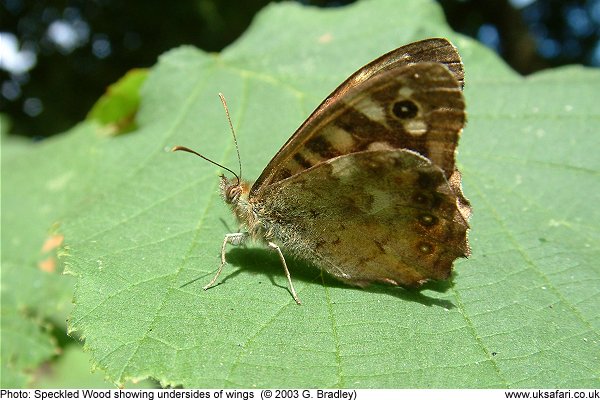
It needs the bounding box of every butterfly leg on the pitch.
[203,232,247,290]
[268,242,301,305]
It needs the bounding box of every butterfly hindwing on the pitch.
[258,149,470,286]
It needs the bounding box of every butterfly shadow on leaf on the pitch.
[219,247,457,309]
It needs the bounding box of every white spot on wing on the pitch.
[353,96,385,124]
[398,87,413,98]
[330,155,355,179]
[405,120,427,136]
[300,148,324,165]
[367,141,394,151]
[322,125,355,153]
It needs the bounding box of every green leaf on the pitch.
[87,69,149,135]
[32,345,157,389]
[1,125,104,386]
[1,119,158,388]
[10,0,596,388]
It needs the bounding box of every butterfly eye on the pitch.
[392,100,419,119]
[226,185,243,204]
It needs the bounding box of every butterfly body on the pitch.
[177,38,471,304]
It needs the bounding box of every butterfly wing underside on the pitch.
[248,39,471,286]
[174,38,471,300]
[259,149,470,286]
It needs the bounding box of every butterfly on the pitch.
[173,38,471,304]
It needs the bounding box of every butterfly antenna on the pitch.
[171,146,240,184]
[218,93,243,182]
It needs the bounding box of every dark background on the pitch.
[1,0,599,139]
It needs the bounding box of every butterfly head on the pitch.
[218,175,254,230]
[219,174,247,205]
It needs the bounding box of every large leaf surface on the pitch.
[31,0,600,388]
[1,125,102,386]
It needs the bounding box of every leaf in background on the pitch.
[87,69,149,135]
[15,0,598,388]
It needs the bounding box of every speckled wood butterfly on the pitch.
[174,38,471,304]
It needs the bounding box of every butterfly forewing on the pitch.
[252,61,465,194]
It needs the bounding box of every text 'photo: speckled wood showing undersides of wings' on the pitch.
[172,38,472,305]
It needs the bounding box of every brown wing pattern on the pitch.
[252,62,464,194]
[259,149,470,286]
[251,38,464,193]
